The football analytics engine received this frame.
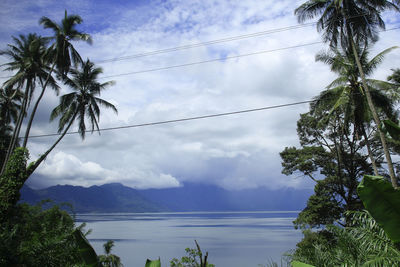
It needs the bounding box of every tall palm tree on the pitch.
[0,11,92,176]
[22,10,92,148]
[0,34,53,174]
[0,86,21,167]
[40,10,92,78]
[311,45,398,176]
[27,59,117,177]
[0,86,21,125]
[295,0,400,188]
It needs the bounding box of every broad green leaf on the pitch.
[357,175,400,243]
[383,119,400,140]
[73,229,100,266]
[145,258,161,267]
[292,260,315,267]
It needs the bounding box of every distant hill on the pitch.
[20,183,165,213]
[20,182,312,213]
[141,183,312,211]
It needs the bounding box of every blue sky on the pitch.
[1,0,399,190]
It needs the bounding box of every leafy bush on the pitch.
[0,202,82,266]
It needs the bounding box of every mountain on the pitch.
[20,183,165,213]
[141,183,312,211]
[20,182,312,212]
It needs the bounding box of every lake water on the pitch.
[76,211,302,267]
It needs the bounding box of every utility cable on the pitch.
[94,13,378,63]
[100,41,323,79]
[1,14,396,79]
[26,100,314,139]
[96,22,317,63]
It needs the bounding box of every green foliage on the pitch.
[73,228,101,266]
[383,119,400,141]
[293,192,342,229]
[0,147,29,217]
[145,258,161,267]
[290,211,400,266]
[281,112,369,228]
[357,175,400,244]
[0,202,82,266]
[98,240,123,267]
[291,261,315,267]
[170,241,214,267]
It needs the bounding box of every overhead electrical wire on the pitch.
[96,22,317,63]
[0,13,396,79]
[99,41,323,79]
[90,13,379,63]
[98,25,400,79]
[26,100,314,139]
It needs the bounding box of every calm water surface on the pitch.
[76,211,302,267]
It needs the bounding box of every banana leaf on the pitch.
[291,260,315,267]
[357,175,400,243]
[145,258,161,267]
[73,229,100,266]
[383,119,400,140]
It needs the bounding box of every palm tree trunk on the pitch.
[361,125,379,176]
[0,83,29,176]
[26,112,76,177]
[22,77,46,148]
[1,62,57,176]
[347,29,398,188]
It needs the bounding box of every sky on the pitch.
[0,0,399,190]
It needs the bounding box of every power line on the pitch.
[1,27,399,80]
[95,22,317,63]
[100,41,323,79]
[93,13,379,63]
[27,100,314,139]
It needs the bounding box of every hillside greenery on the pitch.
[280,0,400,266]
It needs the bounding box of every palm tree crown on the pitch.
[295,0,399,48]
[0,34,52,101]
[51,59,117,139]
[40,10,92,77]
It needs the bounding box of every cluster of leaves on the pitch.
[283,0,400,265]
[0,147,29,217]
[291,176,400,267]
[98,240,124,267]
[0,202,82,266]
[170,241,214,267]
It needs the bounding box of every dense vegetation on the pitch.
[0,11,121,267]
[279,0,400,266]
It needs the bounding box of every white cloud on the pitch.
[2,0,400,190]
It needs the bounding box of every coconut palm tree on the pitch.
[0,86,21,125]
[27,59,117,176]
[311,46,398,176]
[98,240,123,267]
[388,68,400,82]
[40,10,92,78]
[295,0,400,188]
[0,34,54,174]
[1,11,92,176]
[0,86,21,167]
[22,10,92,148]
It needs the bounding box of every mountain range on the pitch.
[20,182,312,213]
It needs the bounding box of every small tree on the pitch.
[170,241,214,267]
[98,240,123,267]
